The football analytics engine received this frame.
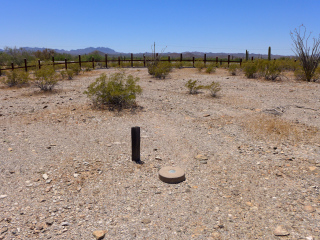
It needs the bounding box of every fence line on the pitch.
[0,53,243,76]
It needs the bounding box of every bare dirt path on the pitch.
[0,68,319,239]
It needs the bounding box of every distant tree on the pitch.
[34,48,56,60]
[290,25,320,81]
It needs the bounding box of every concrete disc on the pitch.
[159,166,186,184]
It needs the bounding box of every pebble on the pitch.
[273,225,290,236]
[61,222,70,226]
[195,154,208,160]
[141,218,151,224]
[0,195,7,199]
[93,230,106,240]
[303,205,315,213]
[42,174,49,180]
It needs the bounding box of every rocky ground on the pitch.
[0,67,319,239]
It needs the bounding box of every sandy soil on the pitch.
[0,67,319,239]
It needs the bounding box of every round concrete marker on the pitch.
[159,166,186,184]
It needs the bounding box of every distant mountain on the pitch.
[20,47,117,55]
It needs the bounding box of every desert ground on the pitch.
[0,67,319,239]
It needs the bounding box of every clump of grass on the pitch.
[205,64,216,74]
[204,81,221,97]
[185,79,204,94]
[242,113,320,144]
[34,66,59,91]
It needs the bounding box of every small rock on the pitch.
[93,230,106,240]
[45,186,52,192]
[303,205,315,213]
[309,166,317,171]
[61,222,70,226]
[155,156,162,161]
[73,173,79,178]
[273,225,290,236]
[0,195,7,199]
[42,174,49,180]
[195,154,208,160]
[141,218,151,224]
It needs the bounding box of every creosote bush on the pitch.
[147,61,172,79]
[228,64,240,75]
[195,61,205,72]
[34,66,59,91]
[205,65,216,74]
[185,79,221,97]
[242,62,258,78]
[84,71,142,110]
[2,70,29,87]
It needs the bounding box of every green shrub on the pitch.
[147,61,172,79]
[264,61,282,80]
[228,64,240,75]
[204,81,221,97]
[205,65,216,74]
[34,66,59,91]
[2,70,29,87]
[173,61,184,69]
[243,62,258,78]
[195,61,205,72]
[84,71,142,110]
[185,79,204,94]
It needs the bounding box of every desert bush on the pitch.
[60,69,74,80]
[34,66,59,91]
[173,61,184,69]
[291,25,320,82]
[84,71,142,110]
[228,64,240,75]
[242,62,258,78]
[204,81,221,97]
[205,65,216,74]
[148,61,172,79]
[81,62,93,72]
[264,61,282,80]
[194,61,205,72]
[2,70,29,87]
[185,79,204,94]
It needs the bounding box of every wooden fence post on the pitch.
[216,57,218,66]
[143,55,146,67]
[118,56,121,67]
[251,56,254,61]
[65,59,67,70]
[193,57,195,67]
[38,60,41,69]
[92,57,95,69]
[52,57,55,69]
[24,59,28,72]
[105,54,108,68]
[168,56,170,63]
[131,53,133,67]
[180,53,182,62]
[79,55,81,69]
[240,58,242,67]
[228,55,230,67]
[204,54,206,67]
[11,63,14,71]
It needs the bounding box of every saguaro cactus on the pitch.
[268,46,271,61]
[246,50,249,61]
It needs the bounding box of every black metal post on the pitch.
[131,127,141,163]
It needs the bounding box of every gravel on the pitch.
[0,68,319,239]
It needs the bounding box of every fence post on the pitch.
[240,58,242,67]
[251,56,254,61]
[118,56,121,67]
[216,57,218,66]
[131,126,141,163]
[24,59,28,72]
[168,56,170,63]
[11,63,14,71]
[228,55,230,67]
[79,55,81,69]
[193,57,195,67]
[180,53,182,62]
[131,53,133,67]
[143,55,146,67]
[0,68,1,76]
[204,54,206,67]
[38,60,41,69]
[105,54,108,68]
[52,57,55,69]
[92,57,95,69]
[65,59,67,70]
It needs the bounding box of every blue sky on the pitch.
[1,0,319,55]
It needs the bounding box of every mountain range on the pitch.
[0,47,290,59]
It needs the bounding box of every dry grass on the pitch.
[241,113,320,145]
